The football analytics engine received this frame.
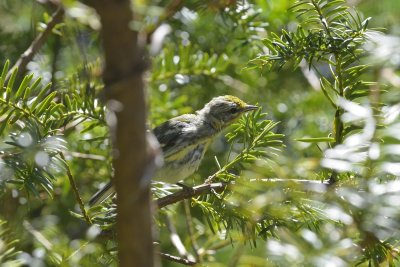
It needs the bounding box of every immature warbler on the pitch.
[89,95,258,206]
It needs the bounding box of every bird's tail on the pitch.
[89,182,115,206]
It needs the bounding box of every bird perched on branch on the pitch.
[89,95,258,206]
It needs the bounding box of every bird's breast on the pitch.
[154,141,209,183]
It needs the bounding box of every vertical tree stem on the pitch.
[183,200,200,262]
[85,0,156,266]
[334,54,344,146]
[330,54,345,184]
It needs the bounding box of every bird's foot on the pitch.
[204,175,214,184]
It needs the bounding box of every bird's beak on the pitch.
[243,105,258,112]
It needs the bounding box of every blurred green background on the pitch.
[0,0,399,266]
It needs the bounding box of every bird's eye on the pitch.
[229,107,239,114]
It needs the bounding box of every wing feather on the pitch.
[153,114,207,159]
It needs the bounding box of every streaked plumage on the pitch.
[89,95,257,206]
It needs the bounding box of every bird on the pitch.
[89,95,258,206]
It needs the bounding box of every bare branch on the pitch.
[145,0,184,42]
[23,220,53,250]
[157,179,330,209]
[166,215,195,261]
[6,6,64,82]
[67,151,106,161]
[160,252,197,266]
[157,182,228,209]
[184,200,200,261]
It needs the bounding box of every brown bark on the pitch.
[85,1,155,266]
[156,179,330,209]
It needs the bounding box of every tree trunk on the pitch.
[85,0,156,266]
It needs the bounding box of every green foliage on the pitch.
[195,109,284,233]
[1,0,400,266]
[151,45,230,83]
[0,219,22,266]
[219,109,284,180]
[99,110,284,238]
[248,0,376,148]
[149,44,231,125]
[239,1,400,266]
[0,56,109,264]
[248,0,370,69]
[0,60,105,197]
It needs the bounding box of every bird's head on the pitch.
[199,95,258,130]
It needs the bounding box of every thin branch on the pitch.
[227,243,244,267]
[145,0,184,42]
[256,178,330,188]
[67,151,106,161]
[59,152,92,225]
[23,220,53,250]
[50,34,61,92]
[160,252,197,266]
[157,179,330,209]
[35,0,61,9]
[157,182,228,209]
[6,6,65,82]
[184,199,200,262]
[300,59,321,91]
[166,214,194,261]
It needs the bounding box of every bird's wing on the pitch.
[153,114,206,159]
[88,181,115,206]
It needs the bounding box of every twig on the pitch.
[50,34,61,92]
[254,178,330,188]
[157,182,228,208]
[300,59,321,91]
[64,241,90,261]
[160,252,197,266]
[227,243,244,267]
[67,151,106,161]
[145,0,184,42]
[6,6,65,82]
[35,0,61,9]
[184,199,200,261]
[59,152,92,224]
[166,214,194,261]
[157,179,330,209]
[23,220,53,250]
